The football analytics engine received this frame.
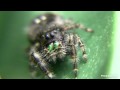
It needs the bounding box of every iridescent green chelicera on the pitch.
[48,43,54,51]
[54,41,59,49]
[48,41,59,52]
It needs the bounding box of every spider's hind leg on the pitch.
[62,20,94,33]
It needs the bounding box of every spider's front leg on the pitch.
[67,34,78,79]
[31,52,55,79]
[71,45,78,79]
[66,34,88,79]
[76,35,87,62]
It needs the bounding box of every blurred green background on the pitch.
[0,11,119,79]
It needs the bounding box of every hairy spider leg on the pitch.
[31,52,55,79]
[77,35,87,62]
[67,33,87,79]
[67,34,78,79]
[62,22,93,33]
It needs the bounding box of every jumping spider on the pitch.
[27,13,93,79]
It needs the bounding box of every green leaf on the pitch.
[0,11,117,79]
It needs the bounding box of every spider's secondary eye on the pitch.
[45,33,50,39]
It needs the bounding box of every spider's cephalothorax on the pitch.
[27,13,93,79]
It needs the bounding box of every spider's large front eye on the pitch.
[50,32,55,37]
[45,33,50,39]
[53,30,57,34]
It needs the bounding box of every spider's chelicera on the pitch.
[27,13,93,79]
